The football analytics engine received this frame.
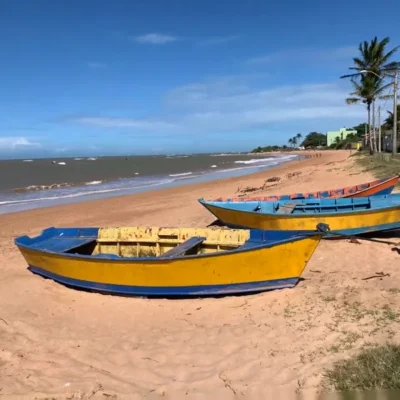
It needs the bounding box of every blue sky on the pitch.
[1,0,400,158]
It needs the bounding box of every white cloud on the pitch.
[87,62,107,69]
[199,35,240,46]
[0,137,41,150]
[67,78,366,136]
[133,33,178,45]
[247,46,357,65]
[69,117,178,132]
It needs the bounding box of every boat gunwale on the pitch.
[14,228,323,262]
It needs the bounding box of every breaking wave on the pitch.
[169,172,192,177]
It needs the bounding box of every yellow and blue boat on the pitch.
[199,194,400,235]
[15,226,325,297]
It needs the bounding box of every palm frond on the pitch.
[373,82,394,96]
[382,62,400,72]
[341,72,361,79]
[378,94,394,100]
[346,97,360,105]
[379,45,400,65]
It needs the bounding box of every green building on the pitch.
[326,127,357,147]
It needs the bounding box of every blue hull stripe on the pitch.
[222,221,400,237]
[28,266,299,296]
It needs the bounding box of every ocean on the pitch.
[0,153,298,214]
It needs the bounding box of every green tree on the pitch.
[352,123,369,136]
[341,36,400,153]
[300,132,327,147]
[288,138,294,148]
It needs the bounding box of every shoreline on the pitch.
[0,153,300,215]
[1,151,318,223]
[4,149,400,398]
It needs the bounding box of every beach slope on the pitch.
[1,150,400,399]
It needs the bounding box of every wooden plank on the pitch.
[159,237,206,258]
[276,202,298,214]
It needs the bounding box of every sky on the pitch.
[1,0,400,158]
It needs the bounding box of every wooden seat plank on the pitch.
[159,237,206,258]
[276,202,299,214]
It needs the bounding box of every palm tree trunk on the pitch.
[372,101,377,152]
[367,104,373,154]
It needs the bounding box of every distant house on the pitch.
[326,127,357,147]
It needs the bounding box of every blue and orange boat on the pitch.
[210,175,399,202]
[199,194,400,236]
[15,225,326,297]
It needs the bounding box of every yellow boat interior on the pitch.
[92,227,251,258]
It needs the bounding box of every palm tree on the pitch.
[346,75,392,152]
[292,136,298,148]
[384,105,400,132]
[288,138,293,148]
[341,37,400,152]
[296,133,302,146]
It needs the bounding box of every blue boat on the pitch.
[199,194,400,236]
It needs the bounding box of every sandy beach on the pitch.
[1,150,400,399]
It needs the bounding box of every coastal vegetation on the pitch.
[341,36,400,153]
[324,344,400,392]
[251,129,350,152]
[253,36,400,155]
[288,133,302,148]
[252,145,288,153]
[354,150,400,181]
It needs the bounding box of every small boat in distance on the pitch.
[209,175,399,202]
[15,226,325,297]
[198,194,400,236]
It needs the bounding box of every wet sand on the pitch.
[1,150,399,399]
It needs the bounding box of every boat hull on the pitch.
[200,199,400,235]
[16,235,321,296]
[212,175,399,202]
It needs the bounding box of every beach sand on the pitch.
[1,150,400,399]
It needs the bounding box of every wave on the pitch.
[234,158,274,165]
[74,158,84,160]
[233,155,297,165]
[14,179,103,192]
[84,180,103,185]
[210,153,243,157]
[23,160,33,162]
[210,165,217,168]
[87,157,97,161]
[13,182,73,193]
[58,162,66,165]
[1,179,175,206]
[169,172,192,177]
